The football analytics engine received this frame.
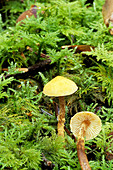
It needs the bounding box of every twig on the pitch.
[1,59,53,80]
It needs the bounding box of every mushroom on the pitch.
[70,111,102,170]
[43,76,78,137]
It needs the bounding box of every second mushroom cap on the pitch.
[70,111,102,140]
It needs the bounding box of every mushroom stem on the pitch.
[77,123,91,170]
[79,122,87,138]
[77,136,91,170]
[58,96,65,137]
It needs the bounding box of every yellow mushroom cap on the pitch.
[43,76,78,97]
[70,111,102,140]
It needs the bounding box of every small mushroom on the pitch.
[70,111,102,170]
[43,76,78,137]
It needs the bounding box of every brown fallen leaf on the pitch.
[16,5,44,24]
[61,45,95,53]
